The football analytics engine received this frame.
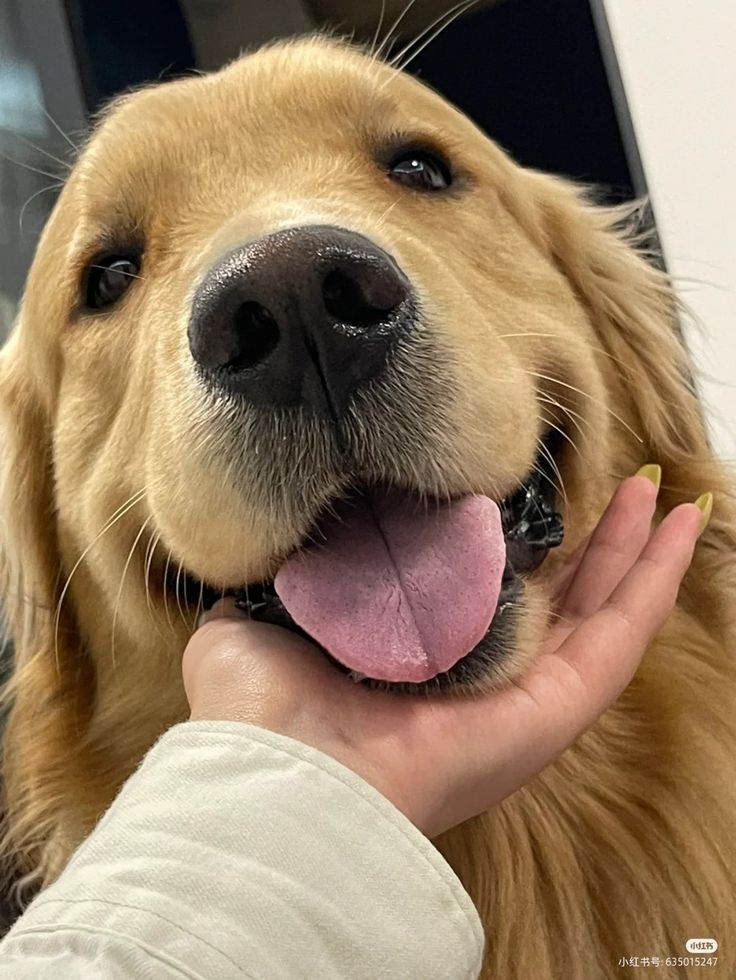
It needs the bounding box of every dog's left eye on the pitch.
[388,149,452,191]
[84,255,140,309]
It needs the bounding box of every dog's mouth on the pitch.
[177,431,564,690]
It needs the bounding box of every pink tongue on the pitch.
[274,490,506,683]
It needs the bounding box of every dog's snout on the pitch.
[188,225,413,418]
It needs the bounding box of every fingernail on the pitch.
[694,492,713,537]
[635,463,661,491]
[197,597,248,628]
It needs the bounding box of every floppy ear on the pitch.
[0,327,93,892]
[0,333,60,658]
[502,171,736,650]
[504,171,711,475]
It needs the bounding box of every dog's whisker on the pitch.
[535,436,568,506]
[111,516,153,675]
[77,310,118,321]
[531,461,566,518]
[544,399,588,458]
[0,153,65,184]
[143,529,156,617]
[36,102,81,153]
[525,369,644,444]
[538,433,568,498]
[53,488,147,678]
[191,579,205,634]
[87,264,146,282]
[374,0,419,62]
[495,331,560,341]
[587,344,642,373]
[537,392,592,446]
[373,197,401,230]
[391,0,480,72]
[369,0,388,58]
[143,530,168,639]
[19,183,64,238]
[10,133,72,173]
[161,550,177,635]
[516,462,551,529]
[143,529,159,606]
[174,560,189,627]
[391,0,476,69]
[495,331,642,382]
[538,414,583,462]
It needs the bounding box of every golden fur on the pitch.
[1,37,735,978]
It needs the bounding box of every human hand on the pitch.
[182,470,710,837]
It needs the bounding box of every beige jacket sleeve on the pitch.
[0,721,484,978]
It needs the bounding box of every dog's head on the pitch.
[0,37,708,702]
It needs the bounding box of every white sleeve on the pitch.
[0,721,484,979]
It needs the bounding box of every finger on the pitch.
[182,616,343,717]
[548,467,660,603]
[545,534,588,601]
[198,595,245,626]
[555,471,660,624]
[537,500,702,731]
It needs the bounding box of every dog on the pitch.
[1,36,735,979]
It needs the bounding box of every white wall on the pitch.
[600,1,736,459]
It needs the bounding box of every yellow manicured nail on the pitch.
[636,463,661,490]
[694,492,713,537]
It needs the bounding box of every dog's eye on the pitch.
[84,255,140,309]
[388,149,452,191]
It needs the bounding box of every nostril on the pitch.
[226,301,280,371]
[322,269,399,328]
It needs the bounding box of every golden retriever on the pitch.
[1,36,735,979]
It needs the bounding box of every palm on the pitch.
[412,473,703,836]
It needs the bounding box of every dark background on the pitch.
[0,0,643,340]
[66,0,635,195]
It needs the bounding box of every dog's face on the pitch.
[2,38,682,700]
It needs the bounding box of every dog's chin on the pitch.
[170,430,565,694]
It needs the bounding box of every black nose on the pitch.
[188,225,414,419]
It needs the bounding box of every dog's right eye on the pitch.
[387,148,452,191]
[84,255,141,309]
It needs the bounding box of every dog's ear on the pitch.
[506,171,710,470]
[0,326,92,891]
[0,330,60,660]
[503,171,736,655]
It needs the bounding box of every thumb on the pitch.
[181,600,346,725]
